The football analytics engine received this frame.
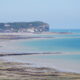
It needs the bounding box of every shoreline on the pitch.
[0,51,80,56]
[0,32,80,41]
[0,33,80,55]
[0,59,80,80]
[0,52,80,74]
[0,32,73,35]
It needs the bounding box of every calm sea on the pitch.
[18,38,80,52]
[50,29,80,33]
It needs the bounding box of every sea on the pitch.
[50,29,80,33]
[0,29,80,73]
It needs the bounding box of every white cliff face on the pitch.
[27,28,35,33]
[4,24,10,27]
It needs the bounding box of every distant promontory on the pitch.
[0,21,49,33]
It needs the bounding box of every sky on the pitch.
[0,0,80,29]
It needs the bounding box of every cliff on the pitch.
[0,21,49,33]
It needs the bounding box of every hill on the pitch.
[0,21,49,33]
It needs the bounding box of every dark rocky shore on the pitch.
[0,52,62,57]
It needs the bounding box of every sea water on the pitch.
[18,38,80,52]
[50,29,80,33]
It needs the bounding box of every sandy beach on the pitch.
[0,33,80,80]
[0,58,80,80]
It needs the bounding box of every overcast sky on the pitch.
[0,0,80,29]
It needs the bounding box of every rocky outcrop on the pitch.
[0,21,49,33]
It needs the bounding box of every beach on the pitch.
[0,32,80,80]
[0,58,80,80]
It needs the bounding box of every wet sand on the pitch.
[0,60,80,80]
